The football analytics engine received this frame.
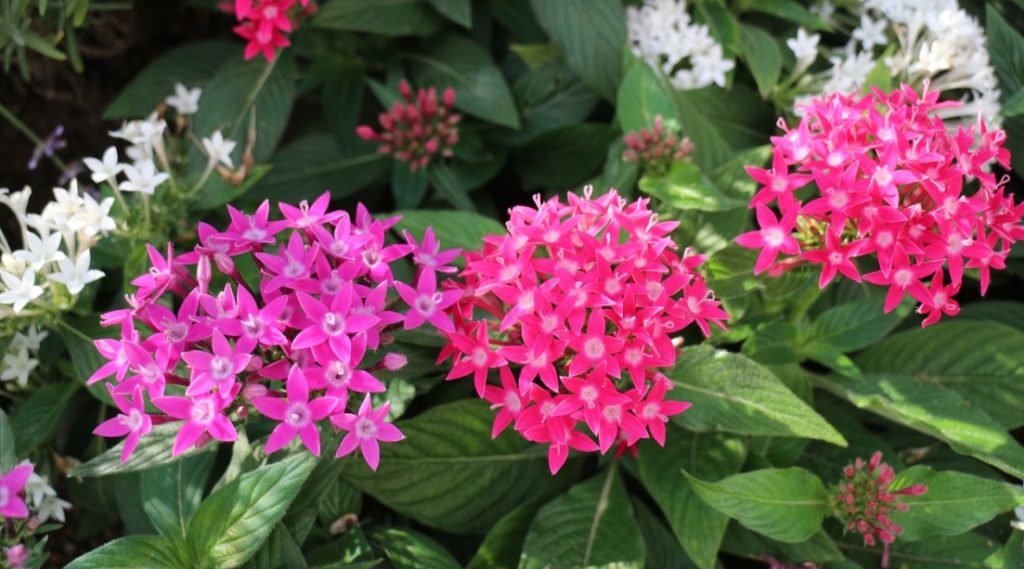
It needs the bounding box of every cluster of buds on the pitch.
[89,192,460,470]
[832,452,927,549]
[736,85,1023,326]
[622,115,694,176]
[357,80,461,172]
[229,0,317,62]
[441,188,728,474]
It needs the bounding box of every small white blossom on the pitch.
[36,494,71,524]
[852,15,888,51]
[48,251,104,295]
[0,269,43,313]
[82,146,124,184]
[165,83,202,115]
[23,469,56,508]
[119,160,169,195]
[202,130,237,169]
[9,326,47,353]
[787,28,821,69]
[13,230,65,271]
[1,347,37,387]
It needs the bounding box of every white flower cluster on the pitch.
[1,327,46,388]
[793,0,1000,125]
[21,462,71,524]
[0,183,111,319]
[626,0,735,90]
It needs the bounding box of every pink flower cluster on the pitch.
[0,463,33,519]
[623,115,694,175]
[356,80,461,172]
[441,188,728,474]
[89,192,459,470]
[229,0,316,62]
[737,85,1024,326]
[833,452,927,547]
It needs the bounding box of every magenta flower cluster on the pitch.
[440,188,729,474]
[737,84,1023,326]
[833,451,927,547]
[0,463,32,520]
[89,193,459,470]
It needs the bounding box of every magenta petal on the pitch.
[298,424,321,456]
[252,396,289,420]
[336,431,359,458]
[360,438,381,470]
[265,423,298,454]
[94,417,132,438]
[376,422,404,443]
[208,415,238,442]
[173,422,205,456]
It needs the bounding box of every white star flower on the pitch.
[9,326,48,353]
[0,269,43,313]
[36,494,71,524]
[787,28,821,69]
[119,160,169,195]
[82,146,124,184]
[165,83,202,116]
[23,469,56,508]
[202,130,237,169]
[1,346,38,387]
[47,250,104,295]
[13,230,65,271]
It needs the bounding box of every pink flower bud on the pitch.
[243,382,268,400]
[398,79,413,101]
[443,87,456,108]
[356,125,378,140]
[383,352,408,371]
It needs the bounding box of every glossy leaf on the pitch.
[71,423,217,478]
[639,161,744,212]
[738,24,782,97]
[141,453,216,540]
[313,0,442,36]
[370,528,460,569]
[616,60,677,133]
[426,0,471,27]
[65,536,188,569]
[0,410,15,473]
[467,499,545,569]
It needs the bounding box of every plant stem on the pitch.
[0,100,68,171]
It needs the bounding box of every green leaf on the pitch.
[509,43,562,70]
[0,409,15,473]
[633,501,701,569]
[392,209,503,253]
[426,0,471,27]
[1002,88,1024,117]
[721,526,842,565]
[512,123,616,188]
[986,5,1024,95]
[340,400,571,535]
[738,24,782,97]
[744,0,830,31]
[192,52,296,164]
[507,62,600,144]
[186,453,316,569]
[863,57,893,92]
[888,465,1024,541]
[245,133,389,206]
[71,423,217,478]
[58,320,117,406]
[855,321,1024,429]
[65,536,188,569]
[467,499,546,569]
[639,161,743,212]
[695,0,739,54]
[667,346,847,446]
[409,33,520,128]
[520,465,645,569]
[530,0,626,101]
[684,467,828,543]
[11,381,77,455]
[800,295,910,354]
[637,427,746,569]
[370,528,460,569]
[958,301,1024,330]
[814,372,1024,479]
[392,163,429,209]
[141,453,216,540]
[104,40,237,119]
[857,531,1005,568]
[248,524,307,569]
[429,163,475,210]
[616,60,677,133]
[20,29,66,60]
[313,0,442,36]
[322,64,366,140]
[674,86,773,172]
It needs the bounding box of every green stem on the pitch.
[0,100,68,172]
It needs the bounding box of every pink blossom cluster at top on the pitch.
[89,192,459,470]
[0,463,33,519]
[227,0,317,62]
[622,115,694,175]
[737,85,1024,326]
[357,80,461,172]
[833,451,927,547]
[440,188,729,474]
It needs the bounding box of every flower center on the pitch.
[873,166,893,186]
[828,251,844,265]
[641,402,660,419]
[326,360,351,386]
[0,486,8,508]
[603,404,622,422]
[505,391,522,413]
[584,337,605,359]
[580,385,598,406]
[763,228,785,248]
[122,409,144,431]
[242,314,265,338]
[322,313,346,336]
[472,348,489,367]
[415,295,437,315]
[191,399,216,425]
[285,403,311,427]
[210,356,233,379]
[355,417,378,439]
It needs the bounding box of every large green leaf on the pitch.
[888,465,1024,541]
[855,321,1024,429]
[721,526,842,566]
[530,0,626,101]
[58,321,117,406]
[393,209,503,253]
[248,524,307,569]
[71,423,217,478]
[429,163,475,210]
[633,501,700,569]
[65,536,188,569]
[141,453,216,540]
[846,531,1005,568]
[409,33,520,128]
[467,499,546,569]
[814,372,1024,478]
[512,123,616,188]
[695,0,739,54]
[104,40,237,119]
[674,86,773,172]
[800,295,910,354]
[245,133,390,206]
[958,301,1024,330]
[738,24,781,97]
[322,64,367,142]
[191,52,296,164]
[745,0,830,31]
[667,346,846,446]
[637,427,746,569]
[186,453,316,569]
[426,0,471,27]
[507,62,601,144]
[340,400,571,535]
[639,161,744,212]
[616,60,677,133]
[684,467,829,543]
[986,5,1024,176]
[0,409,15,473]
[313,0,442,35]
[370,528,461,569]
[11,381,77,455]
[520,465,644,569]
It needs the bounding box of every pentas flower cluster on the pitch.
[627,0,735,89]
[832,452,927,549]
[229,0,317,62]
[0,459,66,569]
[89,192,459,470]
[736,85,1024,327]
[441,188,728,474]
[356,80,461,172]
[622,115,694,176]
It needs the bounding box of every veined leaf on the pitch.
[467,499,546,569]
[0,410,15,473]
[11,381,77,455]
[617,60,677,133]
[738,24,782,97]
[639,161,745,212]
[530,0,625,101]
[65,536,188,569]
[370,528,460,569]
[71,423,217,478]
[141,453,216,540]
[313,0,442,35]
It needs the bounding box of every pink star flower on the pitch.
[332,395,404,470]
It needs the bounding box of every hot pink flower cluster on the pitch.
[833,452,927,548]
[228,0,316,62]
[89,192,459,471]
[737,85,1024,326]
[622,115,694,175]
[441,188,728,474]
[356,80,461,172]
[0,463,33,519]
